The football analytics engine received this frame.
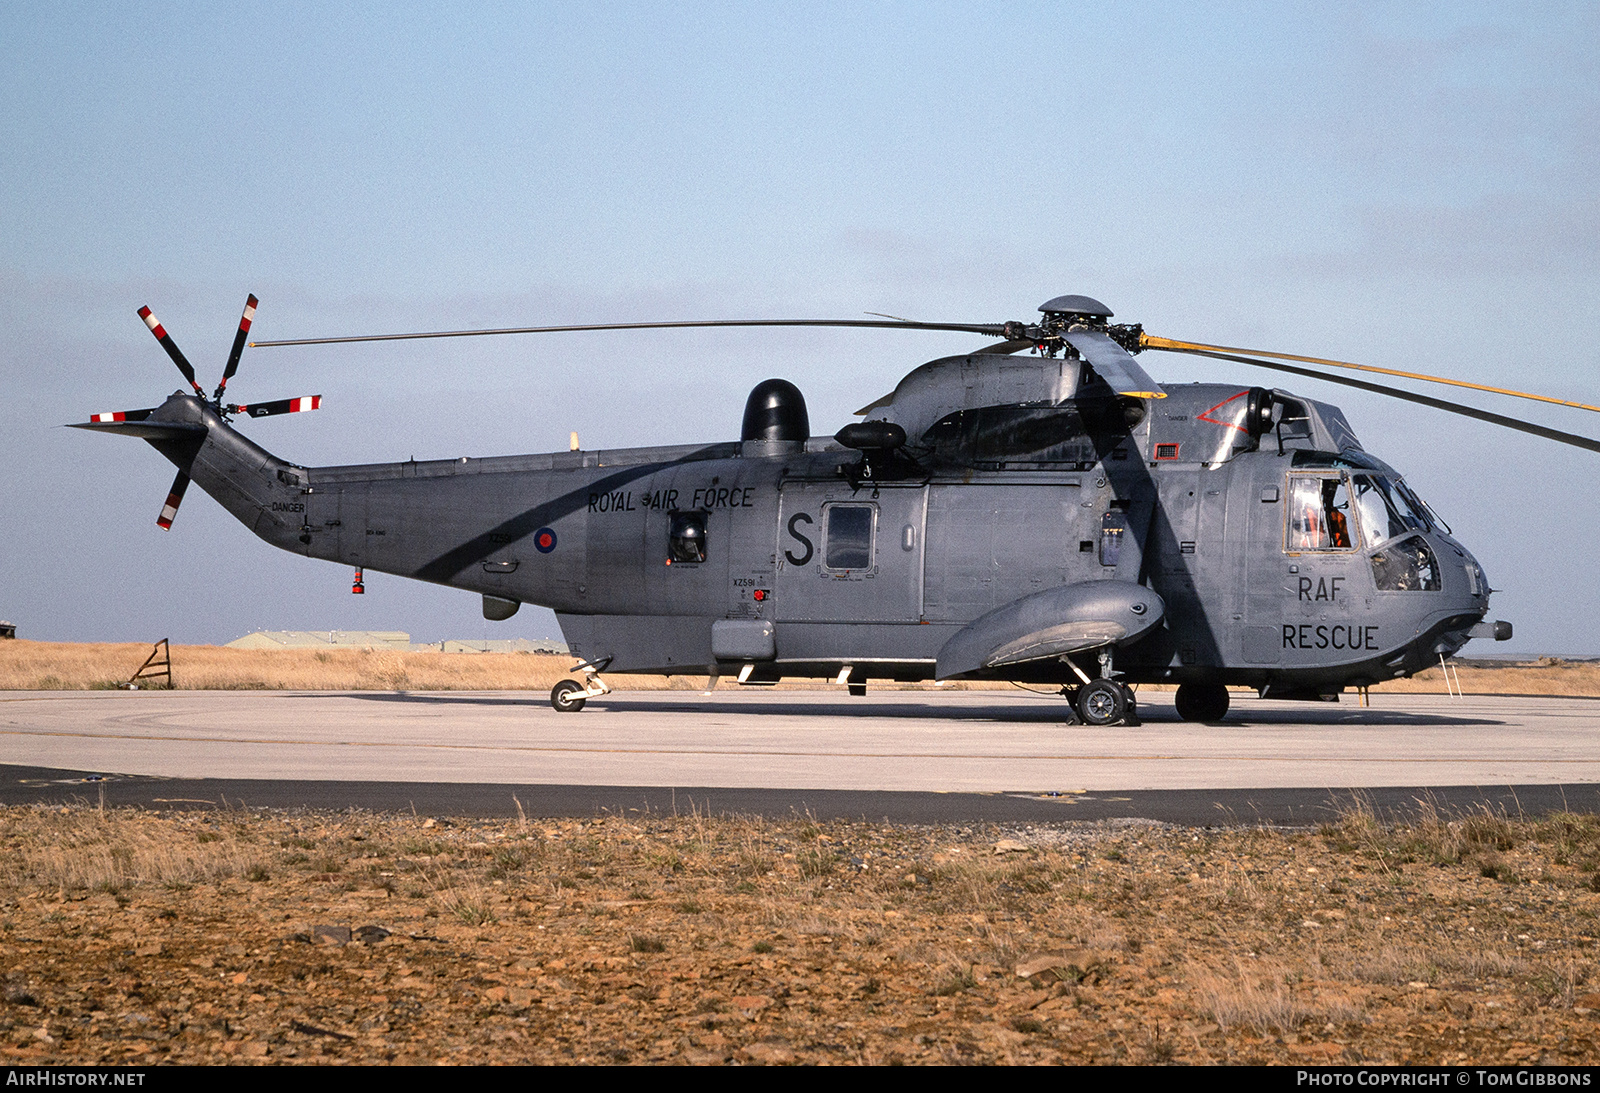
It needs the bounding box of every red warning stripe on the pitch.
[239,294,257,333]
[137,306,164,339]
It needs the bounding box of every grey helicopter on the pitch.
[82,292,1595,726]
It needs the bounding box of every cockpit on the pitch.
[1284,456,1450,592]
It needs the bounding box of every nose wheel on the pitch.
[1073,678,1137,726]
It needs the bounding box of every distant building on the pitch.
[0,621,14,640]
[433,639,569,655]
[225,630,414,651]
[225,630,568,654]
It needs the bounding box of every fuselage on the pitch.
[148,378,1492,695]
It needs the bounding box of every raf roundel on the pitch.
[534,527,558,554]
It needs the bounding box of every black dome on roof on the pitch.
[741,378,809,444]
[1038,295,1112,319]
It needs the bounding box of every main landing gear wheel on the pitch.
[1174,683,1229,722]
[550,678,587,713]
[1076,679,1131,726]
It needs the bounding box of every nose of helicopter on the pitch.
[1404,537,1510,666]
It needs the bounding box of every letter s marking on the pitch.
[784,512,814,566]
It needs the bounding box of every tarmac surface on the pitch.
[3,688,1599,823]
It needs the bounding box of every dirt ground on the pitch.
[3,802,1600,1065]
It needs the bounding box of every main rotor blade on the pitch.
[137,306,206,397]
[1144,335,1600,416]
[1062,329,1165,399]
[215,293,258,401]
[250,317,1009,348]
[157,470,190,531]
[1180,348,1600,455]
[973,338,1035,356]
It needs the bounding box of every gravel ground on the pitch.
[3,802,1599,1065]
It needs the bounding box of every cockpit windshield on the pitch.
[1350,474,1432,548]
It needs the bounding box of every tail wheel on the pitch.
[1076,679,1129,726]
[550,679,587,713]
[1174,682,1229,722]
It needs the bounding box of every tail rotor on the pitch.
[75,294,322,531]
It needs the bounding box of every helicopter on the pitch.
[80,291,1600,726]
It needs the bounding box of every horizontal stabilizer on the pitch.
[68,419,208,440]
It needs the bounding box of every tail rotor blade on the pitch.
[87,407,157,423]
[215,293,258,402]
[231,395,321,419]
[156,470,191,531]
[137,306,206,398]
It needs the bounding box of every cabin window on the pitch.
[1285,474,1355,552]
[667,512,708,564]
[824,504,874,570]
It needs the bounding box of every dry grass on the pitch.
[0,640,650,692]
[4,808,269,894]
[1373,657,1600,697]
[0,640,1007,693]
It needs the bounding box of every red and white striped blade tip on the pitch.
[156,493,182,530]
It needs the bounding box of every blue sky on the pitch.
[3,2,1598,652]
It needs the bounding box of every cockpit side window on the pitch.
[1351,474,1430,548]
[1286,474,1355,552]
